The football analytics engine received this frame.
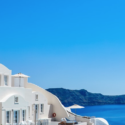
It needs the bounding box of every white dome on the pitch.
[95,118,109,125]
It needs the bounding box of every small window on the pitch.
[35,105,38,113]
[41,104,44,112]
[14,111,18,123]
[6,111,10,123]
[22,110,26,121]
[35,94,38,101]
[4,75,8,86]
[14,97,19,103]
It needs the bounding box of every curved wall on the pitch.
[26,83,69,121]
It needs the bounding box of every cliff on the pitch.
[46,88,125,106]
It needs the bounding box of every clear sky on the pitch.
[0,0,125,95]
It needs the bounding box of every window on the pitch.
[35,105,37,113]
[4,75,8,85]
[14,97,19,103]
[6,111,10,123]
[35,94,38,101]
[22,110,26,121]
[41,104,44,112]
[14,111,17,123]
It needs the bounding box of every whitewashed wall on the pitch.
[0,64,12,87]
[0,87,50,124]
[26,83,69,121]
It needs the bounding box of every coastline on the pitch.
[47,88,125,106]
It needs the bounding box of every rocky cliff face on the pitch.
[46,88,125,106]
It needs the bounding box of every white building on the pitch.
[0,64,109,125]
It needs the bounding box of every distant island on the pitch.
[46,88,125,106]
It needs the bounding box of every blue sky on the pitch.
[0,0,125,95]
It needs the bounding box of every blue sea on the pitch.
[71,105,125,125]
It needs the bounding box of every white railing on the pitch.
[37,119,51,125]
